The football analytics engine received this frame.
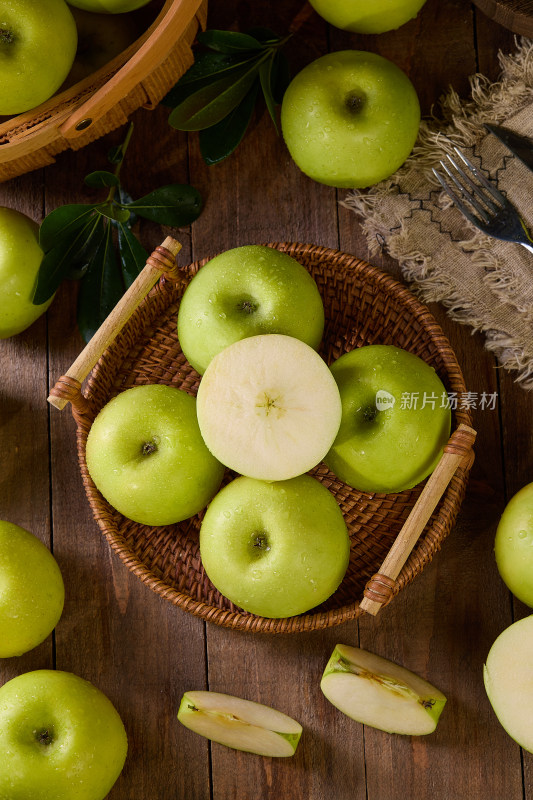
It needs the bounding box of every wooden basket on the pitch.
[49,239,476,633]
[0,0,207,183]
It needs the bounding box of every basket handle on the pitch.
[48,236,183,412]
[60,0,203,140]
[359,422,477,616]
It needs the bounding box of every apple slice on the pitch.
[177,690,302,757]
[484,616,533,752]
[321,644,446,735]
[196,333,342,481]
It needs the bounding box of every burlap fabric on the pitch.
[344,38,533,389]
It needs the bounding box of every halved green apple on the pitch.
[177,690,302,756]
[484,616,533,752]
[320,643,446,735]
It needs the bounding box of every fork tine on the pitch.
[432,167,487,228]
[444,154,498,218]
[453,147,507,207]
[440,157,492,224]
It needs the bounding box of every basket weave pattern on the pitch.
[73,243,472,633]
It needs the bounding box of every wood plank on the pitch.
[335,3,523,798]
[0,173,54,682]
[43,110,210,799]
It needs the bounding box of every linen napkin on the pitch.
[343,38,533,389]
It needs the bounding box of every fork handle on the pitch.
[519,242,533,255]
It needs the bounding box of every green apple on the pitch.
[280,50,420,189]
[0,208,54,339]
[196,333,342,481]
[324,344,451,494]
[484,616,533,752]
[67,0,153,12]
[308,0,428,34]
[0,669,128,799]
[0,521,64,658]
[199,474,350,618]
[178,690,302,756]
[85,384,224,526]
[494,482,533,607]
[321,643,447,735]
[177,245,325,375]
[0,0,78,115]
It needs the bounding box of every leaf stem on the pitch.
[106,122,135,204]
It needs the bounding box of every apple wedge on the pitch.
[196,333,342,481]
[484,616,533,752]
[321,644,446,735]
[177,691,302,757]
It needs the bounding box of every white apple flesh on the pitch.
[196,333,342,481]
[178,690,302,757]
[484,615,533,752]
[321,644,446,735]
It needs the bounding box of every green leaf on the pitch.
[245,27,284,46]
[259,58,278,133]
[97,203,131,223]
[199,83,259,165]
[39,204,99,253]
[162,52,250,108]
[168,62,261,131]
[33,216,105,304]
[197,30,264,53]
[77,225,124,343]
[84,170,120,188]
[127,184,202,227]
[117,223,148,288]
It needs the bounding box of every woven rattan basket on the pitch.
[0,0,207,182]
[50,240,475,633]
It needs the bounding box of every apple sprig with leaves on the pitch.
[33,123,203,342]
[163,28,291,164]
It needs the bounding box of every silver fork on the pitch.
[432,146,533,254]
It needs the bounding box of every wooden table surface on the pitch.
[1,1,533,798]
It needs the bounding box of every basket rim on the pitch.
[77,242,473,633]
